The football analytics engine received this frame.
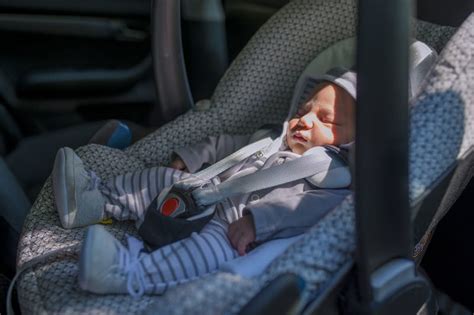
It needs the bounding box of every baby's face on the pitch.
[287,83,355,154]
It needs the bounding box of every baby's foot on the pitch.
[78,225,150,296]
[52,147,106,228]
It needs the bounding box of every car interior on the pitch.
[0,0,473,313]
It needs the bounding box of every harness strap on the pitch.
[193,147,342,207]
[192,137,273,181]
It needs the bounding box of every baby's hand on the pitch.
[228,215,256,256]
[169,157,187,171]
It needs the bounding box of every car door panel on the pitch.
[0,14,147,40]
[0,0,151,17]
[0,1,153,134]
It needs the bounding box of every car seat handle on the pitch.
[151,0,194,123]
[354,0,433,313]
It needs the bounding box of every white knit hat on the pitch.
[314,66,357,100]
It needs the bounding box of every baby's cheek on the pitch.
[310,126,335,146]
[286,135,295,150]
[332,126,353,145]
[286,120,297,138]
[323,128,335,142]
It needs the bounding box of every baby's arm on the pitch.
[171,134,251,173]
[244,188,351,242]
[169,157,188,171]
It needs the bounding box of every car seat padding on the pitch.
[15,0,462,313]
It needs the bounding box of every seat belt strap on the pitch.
[192,137,273,181]
[193,151,335,206]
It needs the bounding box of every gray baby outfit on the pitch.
[98,132,350,295]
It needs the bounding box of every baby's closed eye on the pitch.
[317,110,335,123]
[295,107,308,117]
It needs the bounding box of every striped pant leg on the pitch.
[100,166,190,223]
[139,218,238,294]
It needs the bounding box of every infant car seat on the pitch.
[14,0,472,314]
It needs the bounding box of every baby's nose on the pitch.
[298,114,314,128]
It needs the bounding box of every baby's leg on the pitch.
[139,219,238,294]
[78,219,238,296]
[100,166,190,224]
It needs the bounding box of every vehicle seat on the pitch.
[5,122,105,202]
[15,0,470,314]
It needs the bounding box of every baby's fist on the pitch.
[228,215,256,256]
[169,158,187,171]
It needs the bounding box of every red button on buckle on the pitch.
[161,198,180,217]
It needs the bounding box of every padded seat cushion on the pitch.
[16,0,460,313]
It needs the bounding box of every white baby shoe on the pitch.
[78,225,149,296]
[52,147,106,228]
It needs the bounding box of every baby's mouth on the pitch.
[292,133,307,142]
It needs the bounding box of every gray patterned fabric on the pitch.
[146,15,472,314]
[142,273,263,315]
[409,18,474,201]
[16,0,465,313]
[128,0,358,166]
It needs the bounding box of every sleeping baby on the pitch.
[52,67,355,296]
